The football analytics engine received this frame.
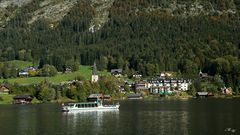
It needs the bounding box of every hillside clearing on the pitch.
[0,65,110,85]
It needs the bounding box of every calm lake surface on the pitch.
[0,98,239,135]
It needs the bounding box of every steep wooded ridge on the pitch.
[0,0,239,29]
[0,0,240,89]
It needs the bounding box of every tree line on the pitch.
[8,76,122,102]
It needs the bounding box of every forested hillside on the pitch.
[0,0,239,91]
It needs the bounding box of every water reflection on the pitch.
[157,111,189,135]
[17,105,37,135]
[126,110,189,135]
[1,99,240,135]
[62,110,119,134]
[118,100,190,135]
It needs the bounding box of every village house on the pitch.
[18,66,37,77]
[148,78,191,95]
[149,79,172,95]
[0,85,9,94]
[199,70,208,78]
[135,81,149,91]
[87,94,112,101]
[64,67,72,73]
[19,69,29,76]
[87,94,103,102]
[156,72,173,79]
[222,87,233,95]
[171,79,178,88]
[111,69,123,77]
[177,79,191,91]
[132,72,142,79]
[125,81,134,87]
[118,85,125,93]
[103,95,112,101]
[127,93,143,100]
[125,81,135,91]
[196,92,214,98]
[13,94,33,104]
[196,92,208,98]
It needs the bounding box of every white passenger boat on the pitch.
[61,100,120,112]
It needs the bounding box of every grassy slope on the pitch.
[0,62,110,84]
[0,94,15,104]
[5,60,33,69]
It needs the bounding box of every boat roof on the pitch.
[67,101,99,105]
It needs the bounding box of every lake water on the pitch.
[0,98,239,135]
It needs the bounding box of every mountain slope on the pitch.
[0,0,239,89]
[0,0,239,30]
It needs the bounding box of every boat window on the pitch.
[78,104,82,108]
[95,103,98,107]
[68,104,74,107]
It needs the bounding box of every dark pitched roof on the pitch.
[104,95,111,98]
[13,94,33,99]
[0,86,9,92]
[127,93,142,98]
[20,67,37,72]
[88,94,103,98]
[111,69,123,73]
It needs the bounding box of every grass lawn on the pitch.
[4,60,33,69]
[0,94,15,104]
[0,65,110,85]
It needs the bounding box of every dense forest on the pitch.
[0,0,239,91]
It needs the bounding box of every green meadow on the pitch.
[0,61,110,85]
[0,94,15,104]
[4,60,33,69]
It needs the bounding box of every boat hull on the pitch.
[62,105,120,113]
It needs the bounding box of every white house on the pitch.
[148,78,191,94]
[178,80,191,91]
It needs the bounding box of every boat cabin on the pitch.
[67,102,100,108]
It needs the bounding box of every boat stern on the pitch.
[61,103,70,112]
[116,102,120,109]
[61,106,69,112]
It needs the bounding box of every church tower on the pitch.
[91,62,99,83]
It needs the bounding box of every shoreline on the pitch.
[1,94,240,105]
